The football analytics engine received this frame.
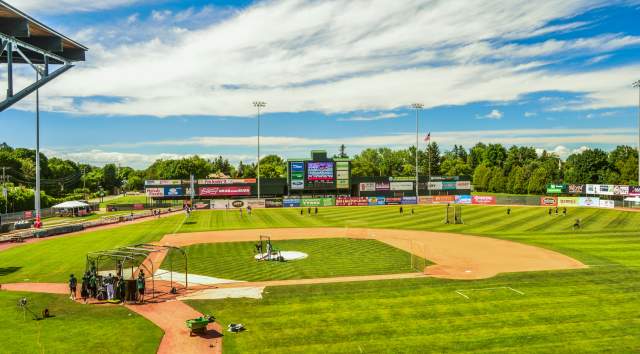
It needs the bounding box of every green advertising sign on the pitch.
[301,198,335,207]
[546,184,566,194]
[291,172,304,179]
[337,180,349,189]
[336,161,349,169]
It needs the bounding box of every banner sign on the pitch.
[472,195,496,205]
[586,184,597,194]
[199,186,251,196]
[597,184,614,195]
[367,196,386,206]
[301,198,335,207]
[291,180,304,190]
[442,181,457,190]
[164,186,183,197]
[401,196,418,205]
[145,180,181,186]
[283,198,301,208]
[24,211,33,218]
[211,200,228,209]
[146,188,164,197]
[455,195,472,204]
[629,186,640,196]
[578,197,600,207]
[336,197,369,206]
[265,199,283,208]
[599,199,615,209]
[428,182,442,191]
[336,161,350,189]
[432,195,455,204]
[567,184,585,194]
[613,185,629,196]
[546,184,566,194]
[375,182,390,191]
[390,181,413,191]
[197,179,255,185]
[540,196,557,206]
[456,181,471,190]
[194,202,209,209]
[418,196,432,204]
[385,197,402,205]
[557,196,579,207]
[359,183,376,192]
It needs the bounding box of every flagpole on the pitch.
[428,141,431,196]
[411,103,423,198]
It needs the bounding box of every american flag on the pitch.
[423,132,431,143]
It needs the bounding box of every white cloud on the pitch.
[11,0,140,14]
[12,0,640,117]
[337,112,406,122]
[524,112,537,117]
[476,109,504,120]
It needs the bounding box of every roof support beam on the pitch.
[0,18,29,37]
[23,36,62,52]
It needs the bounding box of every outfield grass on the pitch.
[164,238,423,281]
[99,195,149,208]
[0,291,162,354]
[2,205,640,352]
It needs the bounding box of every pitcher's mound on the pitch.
[254,251,308,261]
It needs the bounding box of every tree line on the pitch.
[1,141,638,213]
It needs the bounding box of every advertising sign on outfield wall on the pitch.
[194,202,210,209]
[613,185,629,196]
[199,186,251,196]
[164,187,183,197]
[586,184,597,194]
[418,196,432,204]
[599,199,615,209]
[455,195,472,204]
[145,180,182,186]
[145,188,164,197]
[359,183,376,192]
[472,195,496,205]
[432,195,455,204]
[336,197,368,206]
[597,184,614,195]
[385,197,402,205]
[456,181,472,190]
[568,184,585,194]
[283,198,301,208]
[367,197,386,206]
[401,196,418,204]
[197,179,256,185]
[557,197,579,207]
[540,196,557,206]
[629,186,640,196]
[375,182,390,191]
[428,182,442,191]
[301,198,335,207]
[546,184,566,194]
[265,199,283,208]
[390,181,414,191]
[578,197,600,207]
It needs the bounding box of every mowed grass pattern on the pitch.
[1,205,640,352]
[164,238,422,281]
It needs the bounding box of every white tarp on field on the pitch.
[153,269,241,285]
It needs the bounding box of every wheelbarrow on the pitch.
[186,314,215,336]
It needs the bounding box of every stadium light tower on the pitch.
[634,80,640,185]
[253,101,266,199]
[411,103,424,198]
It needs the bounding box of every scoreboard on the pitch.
[288,159,350,191]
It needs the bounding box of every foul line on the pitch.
[455,286,525,299]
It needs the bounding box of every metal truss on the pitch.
[0,32,73,112]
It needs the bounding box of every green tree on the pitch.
[473,164,491,192]
[488,166,506,193]
[528,166,549,194]
[258,155,286,178]
[467,143,487,169]
[563,148,609,183]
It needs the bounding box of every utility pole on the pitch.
[411,103,424,198]
[1,166,7,214]
[253,101,266,199]
[35,72,41,228]
[634,80,640,185]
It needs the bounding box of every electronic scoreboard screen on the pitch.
[306,162,334,182]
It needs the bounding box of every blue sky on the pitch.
[2,0,640,168]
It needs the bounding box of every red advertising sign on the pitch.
[133,204,145,210]
[472,195,496,205]
[24,211,33,218]
[418,196,433,204]
[540,196,557,206]
[432,195,455,204]
[199,186,251,196]
[629,186,640,196]
[336,197,368,206]
[385,197,402,205]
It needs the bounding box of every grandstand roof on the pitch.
[0,0,86,63]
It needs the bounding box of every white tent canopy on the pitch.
[623,197,640,203]
[52,201,89,209]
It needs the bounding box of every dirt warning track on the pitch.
[160,227,586,279]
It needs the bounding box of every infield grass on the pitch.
[164,238,423,281]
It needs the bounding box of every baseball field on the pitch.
[1,205,639,353]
